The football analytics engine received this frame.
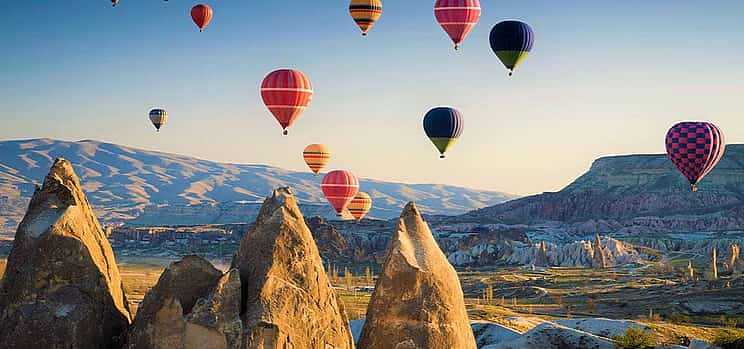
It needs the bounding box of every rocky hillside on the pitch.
[0,138,515,233]
[458,144,744,235]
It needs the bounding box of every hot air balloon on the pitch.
[423,107,463,158]
[348,192,372,222]
[349,0,382,36]
[149,109,168,132]
[321,170,359,216]
[489,20,534,76]
[111,0,119,7]
[260,69,313,135]
[434,0,481,50]
[666,121,725,192]
[191,4,213,32]
[303,144,331,176]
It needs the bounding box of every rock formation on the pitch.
[231,187,354,349]
[592,233,607,269]
[305,216,349,256]
[0,158,131,348]
[358,202,476,349]
[125,255,240,349]
[489,322,614,349]
[506,237,643,268]
[535,241,549,267]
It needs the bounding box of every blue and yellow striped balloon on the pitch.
[423,107,464,159]
[489,20,535,76]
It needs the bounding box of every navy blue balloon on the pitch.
[423,107,464,158]
[489,20,535,75]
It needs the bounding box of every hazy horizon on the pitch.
[2,1,743,196]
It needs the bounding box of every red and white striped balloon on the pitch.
[260,69,313,135]
[434,0,481,50]
[321,170,359,216]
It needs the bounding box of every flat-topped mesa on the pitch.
[0,158,131,349]
[231,187,354,349]
[358,202,476,349]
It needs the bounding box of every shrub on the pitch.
[713,329,744,349]
[614,327,657,349]
[665,312,691,324]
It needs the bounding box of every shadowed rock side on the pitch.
[231,187,354,349]
[124,255,241,349]
[358,202,476,349]
[0,158,131,348]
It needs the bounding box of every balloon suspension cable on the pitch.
[283,129,288,136]
[691,184,698,192]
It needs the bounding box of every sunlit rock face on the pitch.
[232,187,354,349]
[358,202,476,349]
[0,158,131,348]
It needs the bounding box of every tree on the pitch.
[687,260,695,279]
[712,248,719,281]
[344,267,353,290]
[365,266,373,284]
[730,244,740,273]
[614,327,657,349]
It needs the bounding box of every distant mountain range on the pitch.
[0,139,515,232]
[455,144,744,237]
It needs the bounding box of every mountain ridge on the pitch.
[456,144,744,235]
[0,138,515,232]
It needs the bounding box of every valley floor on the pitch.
[2,257,740,346]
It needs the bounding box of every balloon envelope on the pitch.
[349,0,382,35]
[489,20,534,75]
[423,107,463,158]
[303,144,331,175]
[191,4,213,31]
[348,192,372,222]
[665,121,725,191]
[148,109,168,132]
[260,69,313,135]
[434,0,481,49]
[321,170,359,216]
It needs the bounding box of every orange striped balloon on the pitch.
[303,144,331,175]
[349,0,382,36]
[348,192,372,222]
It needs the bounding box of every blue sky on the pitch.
[2,1,743,195]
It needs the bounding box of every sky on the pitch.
[1,1,743,196]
